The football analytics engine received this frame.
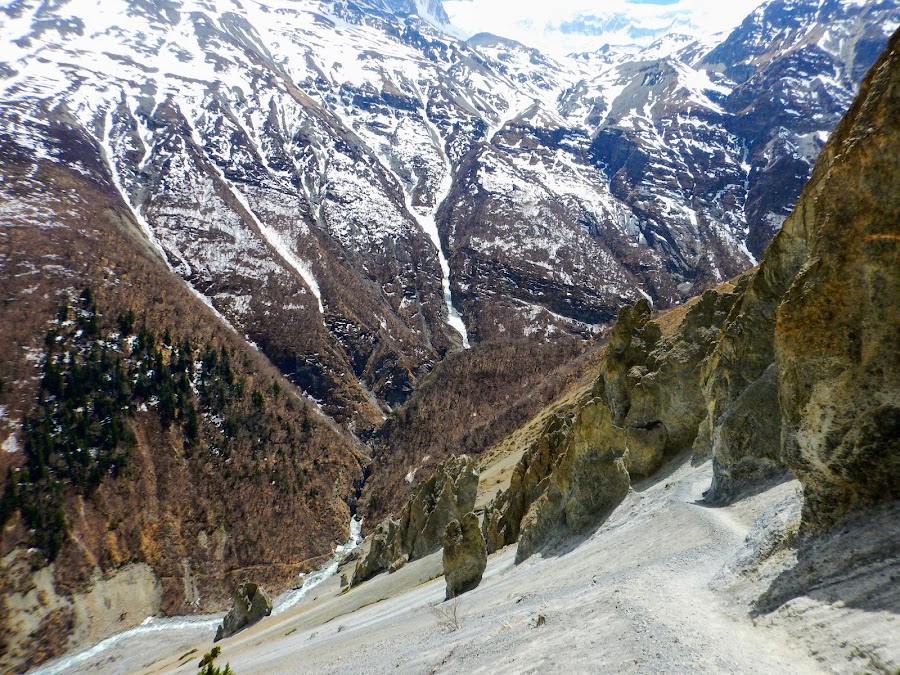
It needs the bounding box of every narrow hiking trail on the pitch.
[62,455,832,675]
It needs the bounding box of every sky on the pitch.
[441,0,768,55]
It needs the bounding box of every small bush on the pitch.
[198,646,235,675]
[431,596,463,633]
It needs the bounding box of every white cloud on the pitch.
[442,0,767,54]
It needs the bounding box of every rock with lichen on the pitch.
[214,582,272,642]
[442,513,487,600]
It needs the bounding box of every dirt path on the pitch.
[119,459,812,672]
[45,455,898,674]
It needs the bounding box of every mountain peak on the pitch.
[339,0,454,32]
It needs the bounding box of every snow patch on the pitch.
[2,434,20,453]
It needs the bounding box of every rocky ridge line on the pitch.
[351,455,478,585]
[479,28,900,559]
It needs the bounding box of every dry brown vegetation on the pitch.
[0,126,364,670]
[360,335,611,521]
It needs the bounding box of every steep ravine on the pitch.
[3,16,898,675]
[60,30,898,673]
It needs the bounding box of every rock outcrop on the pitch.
[705,364,786,502]
[495,31,900,556]
[697,192,813,501]
[616,287,745,477]
[482,412,575,554]
[399,455,480,561]
[483,282,743,560]
[442,513,487,600]
[350,517,403,586]
[703,30,900,522]
[774,30,900,528]
[597,299,662,426]
[352,455,479,585]
[214,582,272,642]
[515,400,630,563]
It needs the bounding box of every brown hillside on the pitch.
[0,112,363,671]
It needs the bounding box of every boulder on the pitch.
[388,554,408,574]
[214,582,272,642]
[442,513,487,600]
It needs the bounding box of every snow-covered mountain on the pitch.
[0,0,896,425]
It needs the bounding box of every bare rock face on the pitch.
[482,412,574,554]
[352,455,479,585]
[703,31,900,520]
[350,517,401,586]
[483,287,740,558]
[775,31,900,528]
[620,287,744,478]
[515,401,630,563]
[214,582,272,642]
[442,513,487,600]
[696,167,819,498]
[399,455,480,561]
[706,364,786,502]
[597,299,661,425]
[697,230,811,500]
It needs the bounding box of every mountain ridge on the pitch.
[1,0,895,427]
[0,1,898,669]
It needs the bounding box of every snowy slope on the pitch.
[0,0,895,418]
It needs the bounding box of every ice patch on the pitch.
[256,220,325,314]
[636,287,654,305]
[99,109,171,267]
[737,240,758,266]
[399,106,470,348]
[184,113,325,316]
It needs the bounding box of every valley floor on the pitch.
[38,455,900,674]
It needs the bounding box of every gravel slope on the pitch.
[41,454,899,674]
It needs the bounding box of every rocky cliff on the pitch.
[352,455,478,585]
[482,29,900,562]
[774,28,900,528]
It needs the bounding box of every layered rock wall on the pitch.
[775,31,900,527]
